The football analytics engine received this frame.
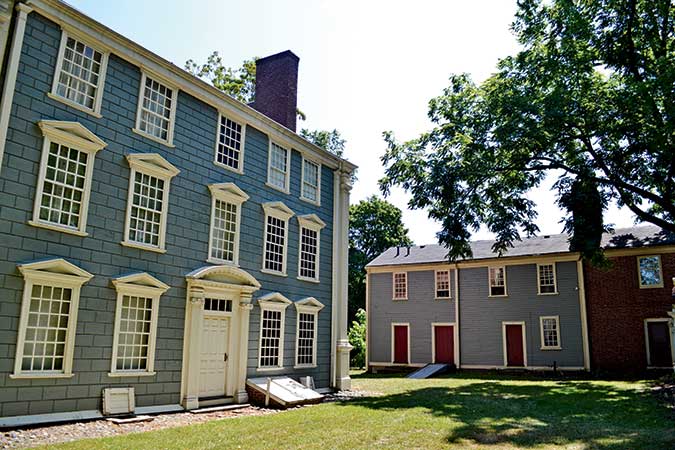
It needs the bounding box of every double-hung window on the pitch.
[637,255,664,288]
[540,316,561,350]
[207,183,249,265]
[13,259,93,379]
[393,272,407,300]
[122,154,180,253]
[110,273,169,376]
[435,270,451,299]
[297,214,326,282]
[30,121,107,236]
[257,293,292,370]
[537,263,557,295]
[261,202,295,276]
[294,298,325,368]
[134,73,177,145]
[214,114,245,173]
[51,32,108,116]
[301,158,321,204]
[267,142,290,193]
[489,266,507,297]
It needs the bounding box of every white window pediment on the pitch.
[258,292,292,310]
[18,258,93,286]
[208,182,249,204]
[294,297,325,312]
[297,214,326,231]
[126,153,180,179]
[262,201,295,221]
[112,272,170,296]
[38,120,107,153]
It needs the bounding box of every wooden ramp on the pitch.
[407,364,450,379]
[246,377,323,408]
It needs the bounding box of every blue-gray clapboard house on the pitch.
[366,233,590,371]
[0,0,356,426]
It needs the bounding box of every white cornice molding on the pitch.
[295,297,325,312]
[38,120,107,152]
[112,272,170,295]
[18,258,94,285]
[27,0,357,172]
[261,201,295,221]
[126,153,180,179]
[208,182,249,204]
[297,214,326,230]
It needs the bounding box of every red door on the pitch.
[647,322,672,367]
[434,325,454,364]
[393,325,408,364]
[505,324,525,367]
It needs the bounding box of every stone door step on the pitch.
[106,415,153,424]
[190,403,250,414]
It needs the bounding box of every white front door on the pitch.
[199,316,229,397]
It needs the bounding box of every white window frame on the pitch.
[539,316,562,350]
[637,255,664,289]
[294,297,325,369]
[30,120,107,236]
[49,30,109,117]
[133,72,178,147]
[488,266,508,297]
[435,269,451,299]
[537,263,558,295]
[392,272,408,300]
[644,318,674,368]
[300,157,321,205]
[122,153,180,253]
[266,141,291,194]
[261,202,295,276]
[297,214,326,283]
[257,292,292,371]
[213,113,246,174]
[207,183,249,265]
[12,259,93,379]
[109,273,169,377]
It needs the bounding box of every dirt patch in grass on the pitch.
[652,374,675,411]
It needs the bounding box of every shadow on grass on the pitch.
[342,378,675,449]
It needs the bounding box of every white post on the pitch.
[234,293,253,403]
[183,287,204,410]
[335,170,353,390]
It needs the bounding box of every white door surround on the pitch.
[180,265,261,410]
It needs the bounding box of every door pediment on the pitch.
[186,265,261,291]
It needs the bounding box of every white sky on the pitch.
[68,0,636,245]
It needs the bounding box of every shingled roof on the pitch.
[366,225,675,267]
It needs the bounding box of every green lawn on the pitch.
[45,372,674,449]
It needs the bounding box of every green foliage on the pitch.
[300,129,346,157]
[379,0,675,261]
[349,196,413,320]
[185,52,257,103]
[348,308,367,369]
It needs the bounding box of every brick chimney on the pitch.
[250,50,299,132]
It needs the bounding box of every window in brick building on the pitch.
[214,114,245,173]
[267,142,290,193]
[537,263,558,295]
[393,272,408,300]
[297,214,326,283]
[208,183,249,265]
[262,202,295,276]
[540,316,561,350]
[134,73,177,145]
[13,259,93,378]
[31,121,106,236]
[110,273,168,376]
[637,255,664,288]
[122,154,180,253]
[489,266,507,297]
[435,270,451,299]
[51,32,108,115]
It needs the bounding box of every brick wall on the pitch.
[584,252,675,372]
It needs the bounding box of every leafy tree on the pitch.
[348,308,367,369]
[300,129,346,157]
[185,52,257,103]
[379,0,675,261]
[349,196,413,320]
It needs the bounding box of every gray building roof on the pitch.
[366,225,675,267]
